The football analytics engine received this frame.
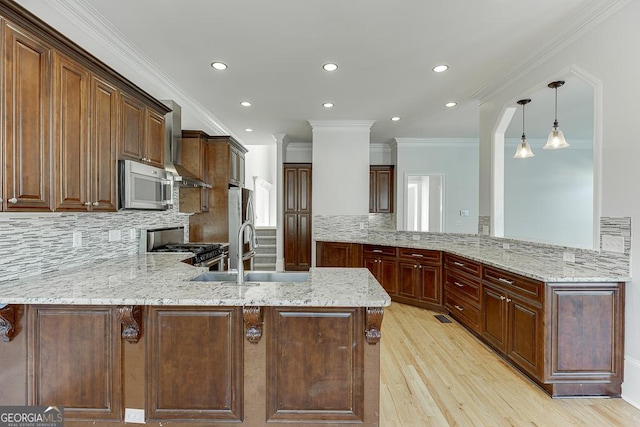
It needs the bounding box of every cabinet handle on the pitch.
[92,202,99,207]
[373,249,383,253]
[498,277,514,285]
[454,261,465,267]
[454,305,464,311]
[9,198,18,204]
[454,282,464,288]
[411,253,424,257]
[506,298,512,303]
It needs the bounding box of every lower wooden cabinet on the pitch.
[363,245,398,296]
[397,248,442,310]
[316,241,362,267]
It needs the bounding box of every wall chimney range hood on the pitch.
[162,100,212,188]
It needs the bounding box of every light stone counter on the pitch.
[318,237,630,283]
[0,253,391,307]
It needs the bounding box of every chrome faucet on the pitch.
[236,220,256,285]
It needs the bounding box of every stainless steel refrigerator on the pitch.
[228,187,256,270]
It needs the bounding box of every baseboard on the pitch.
[622,355,640,409]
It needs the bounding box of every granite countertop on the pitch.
[0,254,391,307]
[318,237,630,283]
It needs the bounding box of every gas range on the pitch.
[141,227,228,268]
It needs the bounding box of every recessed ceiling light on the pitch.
[323,63,338,71]
[445,102,457,108]
[211,62,227,70]
[390,116,401,121]
[240,101,252,107]
[432,64,449,73]
[323,102,334,108]
[245,128,253,132]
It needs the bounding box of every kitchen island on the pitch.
[0,254,390,426]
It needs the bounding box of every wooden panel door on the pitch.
[90,75,118,211]
[119,92,145,161]
[53,52,89,211]
[284,164,312,271]
[418,262,442,305]
[267,307,364,423]
[507,295,543,380]
[27,305,122,421]
[147,306,243,422]
[3,23,52,211]
[398,261,419,299]
[145,108,165,167]
[369,166,394,213]
[482,284,507,353]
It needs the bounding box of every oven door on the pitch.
[119,160,173,210]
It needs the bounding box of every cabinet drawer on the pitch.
[445,270,480,303]
[444,254,481,278]
[482,266,543,304]
[398,248,441,264]
[445,292,481,334]
[363,245,397,257]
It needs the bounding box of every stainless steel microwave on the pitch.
[119,160,173,210]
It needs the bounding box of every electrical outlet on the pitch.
[502,243,510,250]
[601,235,625,254]
[72,231,82,248]
[563,252,575,263]
[108,230,122,242]
[124,408,145,424]
[412,234,420,241]
[129,228,138,240]
[459,209,470,217]
[359,222,365,230]
[482,225,489,235]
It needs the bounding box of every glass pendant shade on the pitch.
[513,137,535,159]
[543,126,570,149]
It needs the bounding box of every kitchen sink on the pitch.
[190,271,309,284]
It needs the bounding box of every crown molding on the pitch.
[472,0,633,103]
[47,0,235,139]
[308,120,376,131]
[394,137,479,148]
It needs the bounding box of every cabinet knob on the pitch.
[8,198,18,204]
[499,295,506,300]
[84,202,91,206]
[0,198,3,203]
[506,298,512,303]
[93,202,99,207]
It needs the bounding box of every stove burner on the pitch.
[152,243,225,264]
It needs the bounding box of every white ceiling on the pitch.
[16,0,610,146]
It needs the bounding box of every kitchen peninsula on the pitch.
[0,254,390,426]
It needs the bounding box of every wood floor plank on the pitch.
[380,302,640,426]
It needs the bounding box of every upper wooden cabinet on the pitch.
[209,135,247,187]
[369,165,394,213]
[3,22,53,212]
[0,2,170,212]
[179,130,210,213]
[119,92,165,168]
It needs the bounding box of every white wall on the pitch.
[478,1,640,405]
[244,145,277,226]
[504,139,593,248]
[310,121,373,216]
[395,139,479,234]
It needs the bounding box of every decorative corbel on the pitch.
[243,306,263,344]
[365,307,384,344]
[117,305,143,343]
[0,305,16,342]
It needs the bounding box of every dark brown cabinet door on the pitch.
[119,92,145,161]
[418,262,442,305]
[145,108,165,167]
[316,242,361,267]
[369,166,394,213]
[482,284,508,352]
[53,51,89,211]
[90,76,118,211]
[507,295,543,379]
[284,164,312,271]
[363,255,398,296]
[398,261,419,299]
[3,23,52,211]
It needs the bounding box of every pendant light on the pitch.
[513,99,534,159]
[543,80,570,150]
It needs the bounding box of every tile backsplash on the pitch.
[0,202,190,282]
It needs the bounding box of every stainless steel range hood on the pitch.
[162,100,212,188]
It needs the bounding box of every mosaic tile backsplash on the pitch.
[0,194,190,282]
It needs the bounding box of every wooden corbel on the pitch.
[365,307,384,344]
[243,306,263,344]
[0,305,16,342]
[117,305,143,343]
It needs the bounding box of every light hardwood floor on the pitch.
[379,302,640,426]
